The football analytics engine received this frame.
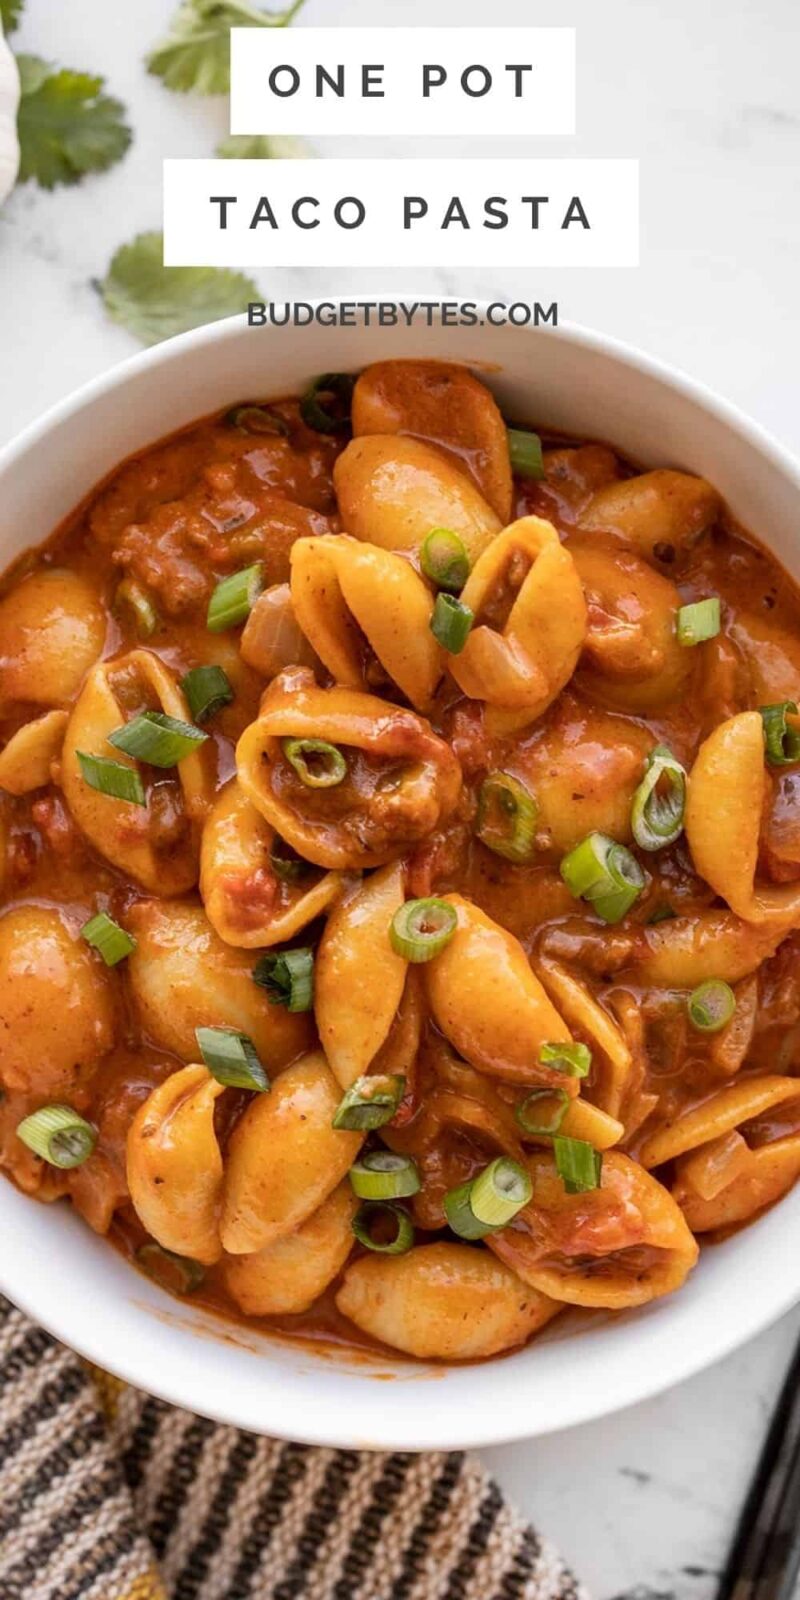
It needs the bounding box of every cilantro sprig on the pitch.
[97,231,261,346]
[16,55,132,189]
[147,0,307,95]
[0,0,23,34]
[216,133,308,159]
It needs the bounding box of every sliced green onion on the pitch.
[507,427,544,480]
[332,1073,406,1131]
[349,1150,420,1201]
[226,403,289,436]
[136,1243,205,1295]
[81,911,136,967]
[390,897,458,962]
[553,1135,603,1194]
[16,1105,97,1170]
[180,665,234,724]
[76,751,146,808]
[444,1179,495,1239]
[687,979,736,1034]
[300,372,354,434]
[352,1201,414,1255]
[676,597,721,646]
[252,947,314,1011]
[108,711,207,768]
[282,737,347,788]
[207,563,264,632]
[195,1026,269,1091]
[269,838,311,883]
[476,771,538,863]
[516,1089,570,1137]
[631,744,687,851]
[114,578,158,638]
[420,527,470,592]
[760,701,800,767]
[539,1041,592,1079]
[430,592,474,654]
[560,832,646,924]
[469,1157,532,1226]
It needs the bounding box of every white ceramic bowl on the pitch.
[1,309,799,1451]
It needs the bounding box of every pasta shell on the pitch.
[579,469,719,564]
[0,904,114,1096]
[223,1182,357,1315]
[291,535,442,711]
[636,909,787,987]
[200,778,343,949]
[221,1051,362,1254]
[0,709,68,795]
[675,1136,800,1232]
[127,1064,224,1266]
[315,862,408,1089]
[535,956,634,1121]
[0,569,105,708]
[571,537,693,712]
[333,434,500,563]
[640,1075,800,1169]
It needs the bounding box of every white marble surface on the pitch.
[2,0,800,1594]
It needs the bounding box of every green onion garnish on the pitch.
[332,1073,406,1131]
[180,665,234,724]
[515,1089,570,1137]
[445,1157,532,1239]
[81,912,136,967]
[76,751,146,808]
[476,771,538,863]
[114,578,158,638]
[676,597,721,646]
[269,838,311,883]
[553,1136,603,1194]
[195,1026,269,1091]
[349,1150,420,1201]
[507,427,544,480]
[687,979,736,1033]
[252,947,314,1011]
[390,897,458,963]
[16,1105,97,1170]
[760,701,800,767]
[631,744,687,851]
[299,372,354,434]
[108,711,207,768]
[420,527,470,592]
[560,832,646,924]
[207,564,264,633]
[282,737,347,789]
[352,1201,414,1255]
[136,1243,205,1295]
[226,404,289,436]
[430,592,474,654]
[539,1041,592,1078]
[444,1179,495,1239]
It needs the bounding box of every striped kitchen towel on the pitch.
[0,1295,585,1600]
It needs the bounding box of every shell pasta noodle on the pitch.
[4,356,800,1367]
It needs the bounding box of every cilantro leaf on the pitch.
[97,231,262,346]
[216,133,308,159]
[147,0,306,95]
[0,0,24,34]
[16,56,132,189]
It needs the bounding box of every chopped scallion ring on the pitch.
[444,1157,532,1239]
[16,1105,97,1170]
[352,1200,414,1255]
[282,737,347,788]
[507,427,544,479]
[136,1243,205,1295]
[300,372,354,434]
[560,831,646,924]
[420,527,470,592]
[252,947,314,1011]
[516,1089,570,1137]
[81,911,136,967]
[553,1135,603,1194]
[760,701,800,767]
[687,979,736,1033]
[180,665,234,724]
[108,710,207,768]
[676,597,721,646]
[332,1074,406,1131]
[444,1179,494,1239]
[76,751,146,807]
[390,897,458,962]
[226,404,289,436]
[195,1026,269,1091]
[539,1041,592,1078]
[114,578,158,638]
[349,1150,420,1201]
[430,592,474,654]
[631,743,687,851]
[207,563,264,633]
[476,771,538,863]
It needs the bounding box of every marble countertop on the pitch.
[2,0,799,1594]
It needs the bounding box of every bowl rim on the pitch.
[2,302,800,1449]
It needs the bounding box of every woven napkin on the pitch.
[0,1294,586,1600]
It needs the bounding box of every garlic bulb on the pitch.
[0,17,20,207]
